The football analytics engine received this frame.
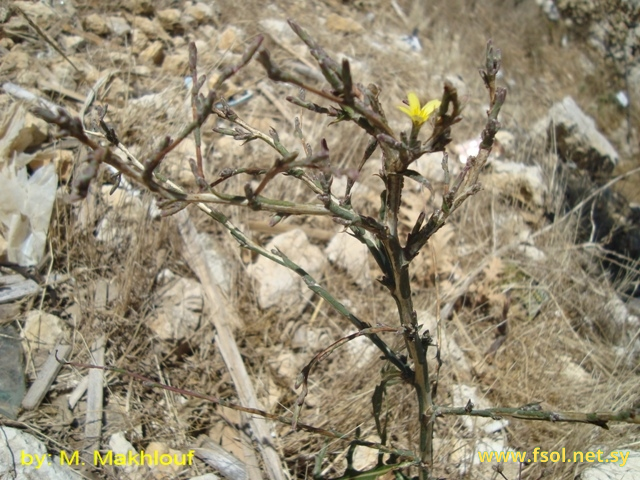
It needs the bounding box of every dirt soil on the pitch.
[1,0,639,479]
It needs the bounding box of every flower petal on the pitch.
[421,99,441,118]
[398,93,440,126]
[397,104,413,116]
[407,92,421,112]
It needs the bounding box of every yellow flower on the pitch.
[398,92,441,126]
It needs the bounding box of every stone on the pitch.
[183,2,216,26]
[325,13,365,34]
[247,229,327,312]
[218,26,241,51]
[64,303,81,325]
[0,106,57,266]
[0,37,14,49]
[418,311,469,372]
[0,48,30,78]
[193,38,215,65]
[0,5,9,23]
[494,130,516,158]
[11,1,55,24]
[108,432,140,476]
[537,0,560,21]
[156,268,176,285]
[148,277,203,341]
[486,159,547,208]
[144,442,184,475]
[131,65,151,76]
[344,331,377,369]
[605,295,640,329]
[157,8,183,34]
[518,243,546,261]
[557,0,640,98]
[414,151,455,184]
[0,235,7,260]
[164,137,199,186]
[259,19,299,44]
[2,12,28,34]
[468,438,521,480]
[269,351,304,380]
[199,25,217,45]
[352,436,380,471]
[205,426,247,471]
[4,110,49,154]
[94,186,150,246]
[398,32,422,52]
[604,296,640,359]
[163,52,189,75]
[122,0,154,15]
[534,96,618,178]
[581,450,640,480]
[103,76,130,106]
[482,419,510,435]
[558,355,594,384]
[451,137,481,165]
[291,323,308,350]
[83,13,110,36]
[107,51,132,67]
[629,64,640,104]
[0,427,81,479]
[325,232,371,289]
[139,40,165,65]
[105,16,131,37]
[22,310,65,353]
[130,16,171,43]
[127,92,166,111]
[60,35,85,52]
[100,186,146,223]
[47,62,79,90]
[131,28,150,54]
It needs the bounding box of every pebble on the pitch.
[83,14,111,36]
[325,13,364,34]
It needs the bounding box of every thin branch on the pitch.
[189,42,206,186]
[436,405,640,428]
[293,326,399,428]
[57,357,419,461]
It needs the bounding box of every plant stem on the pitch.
[382,234,434,477]
[380,152,434,476]
[436,406,640,427]
[59,359,418,461]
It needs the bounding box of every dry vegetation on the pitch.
[1,0,639,479]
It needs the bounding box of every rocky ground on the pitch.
[1,1,639,479]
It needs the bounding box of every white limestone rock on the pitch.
[534,96,618,176]
[325,233,371,289]
[247,229,327,312]
[0,427,81,479]
[486,159,547,208]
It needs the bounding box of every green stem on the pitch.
[436,406,640,427]
[379,234,433,478]
[202,208,409,378]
